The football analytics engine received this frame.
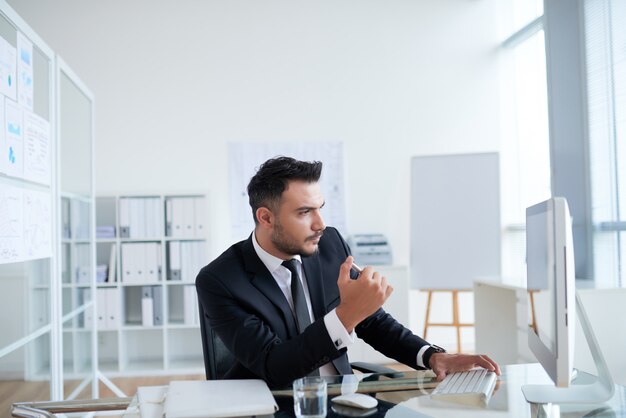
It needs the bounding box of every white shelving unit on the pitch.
[59,194,95,381]
[95,194,208,376]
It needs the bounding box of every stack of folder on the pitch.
[121,242,162,284]
[119,197,163,239]
[165,197,206,238]
[167,241,207,282]
[95,288,119,330]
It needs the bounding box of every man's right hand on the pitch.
[335,256,393,332]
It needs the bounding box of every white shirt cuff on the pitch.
[417,345,432,368]
[324,309,356,350]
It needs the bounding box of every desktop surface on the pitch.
[11,364,626,418]
[270,363,625,418]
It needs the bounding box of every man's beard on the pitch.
[271,221,323,257]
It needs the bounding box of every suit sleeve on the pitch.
[334,229,430,369]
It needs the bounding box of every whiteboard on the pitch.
[410,153,500,289]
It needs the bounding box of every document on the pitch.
[0,36,17,101]
[23,111,51,185]
[164,379,278,418]
[17,32,34,111]
[0,184,23,264]
[4,99,24,179]
[22,189,52,260]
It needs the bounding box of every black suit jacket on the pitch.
[196,227,429,388]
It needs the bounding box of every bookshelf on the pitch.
[95,194,208,375]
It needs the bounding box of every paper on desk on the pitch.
[164,379,278,418]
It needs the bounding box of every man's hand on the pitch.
[429,353,501,381]
[335,256,393,332]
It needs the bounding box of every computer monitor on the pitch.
[523,197,614,404]
[525,197,575,387]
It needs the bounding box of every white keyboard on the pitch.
[431,369,497,406]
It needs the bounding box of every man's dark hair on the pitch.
[247,156,322,224]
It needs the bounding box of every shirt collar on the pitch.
[252,231,302,274]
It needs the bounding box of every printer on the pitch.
[347,234,393,266]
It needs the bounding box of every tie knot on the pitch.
[281,258,299,274]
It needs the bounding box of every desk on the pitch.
[12,364,626,417]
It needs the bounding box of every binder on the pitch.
[169,241,181,280]
[70,199,80,239]
[77,244,90,283]
[145,243,159,283]
[180,242,187,282]
[119,198,130,238]
[144,198,153,238]
[108,244,117,283]
[106,288,120,330]
[61,198,70,239]
[134,243,145,283]
[182,198,194,238]
[142,286,154,326]
[129,198,142,238]
[153,286,163,326]
[165,198,173,236]
[121,243,134,283]
[81,201,91,239]
[152,197,163,237]
[156,242,163,281]
[193,197,206,237]
[97,289,108,330]
[171,198,184,238]
[61,244,70,282]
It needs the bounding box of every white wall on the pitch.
[8,0,501,266]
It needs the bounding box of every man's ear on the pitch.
[256,207,274,228]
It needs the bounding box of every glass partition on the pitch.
[0,2,57,407]
[57,62,96,399]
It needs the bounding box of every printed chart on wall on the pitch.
[0,31,52,264]
[229,142,347,241]
[0,184,51,263]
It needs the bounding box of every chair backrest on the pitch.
[198,299,236,379]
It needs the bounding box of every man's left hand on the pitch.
[429,353,501,381]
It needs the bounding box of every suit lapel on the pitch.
[242,236,299,337]
[302,254,326,320]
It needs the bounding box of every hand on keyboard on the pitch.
[430,369,498,407]
[429,353,501,381]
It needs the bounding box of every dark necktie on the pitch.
[282,259,321,376]
[282,259,312,333]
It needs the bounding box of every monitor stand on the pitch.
[522,292,615,404]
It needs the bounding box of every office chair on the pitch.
[198,300,401,380]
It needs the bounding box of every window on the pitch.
[585,0,626,287]
[499,3,551,280]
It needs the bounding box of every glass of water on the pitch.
[293,376,327,418]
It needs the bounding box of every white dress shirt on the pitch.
[252,233,431,372]
[252,233,354,375]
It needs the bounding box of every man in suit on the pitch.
[196,156,500,388]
